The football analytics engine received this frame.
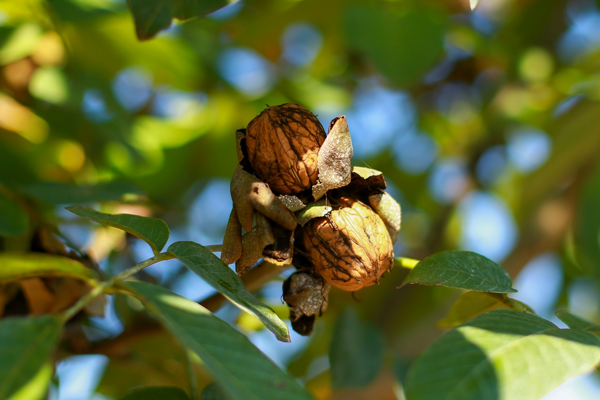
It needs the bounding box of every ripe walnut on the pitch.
[302,197,394,291]
[245,104,326,195]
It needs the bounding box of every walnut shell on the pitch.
[245,104,326,195]
[302,197,394,291]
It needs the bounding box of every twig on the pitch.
[61,252,175,323]
[82,260,285,357]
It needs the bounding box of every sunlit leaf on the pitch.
[438,292,533,328]
[555,310,600,331]
[0,253,99,285]
[167,241,290,342]
[66,206,169,254]
[46,0,123,23]
[0,315,63,400]
[118,386,191,400]
[406,310,600,400]
[0,191,28,236]
[22,181,143,205]
[122,281,313,400]
[330,307,384,389]
[470,0,480,10]
[401,250,517,293]
[0,24,43,66]
[344,6,444,87]
[128,0,237,40]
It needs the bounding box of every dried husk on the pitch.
[230,166,297,232]
[245,104,326,195]
[221,206,243,265]
[312,116,354,200]
[283,271,330,336]
[302,197,394,291]
[236,212,275,276]
[369,192,401,243]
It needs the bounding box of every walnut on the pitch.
[302,197,394,291]
[245,104,326,195]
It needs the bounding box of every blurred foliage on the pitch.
[1,0,600,398]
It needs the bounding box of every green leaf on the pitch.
[574,162,600,277]
[201,383,227,400]
[330,307,385,389]
[344,6,445,87]
[0,253,99,285]
[167,241,290,342]
[128,0,237,40]
[555,310,600,331]
[22,181,143,205]
[122,281,314,400]
[118,386,191,400]
[405,310,600,400]
[0,191,28,236]
[401,250,517,293]
[66,206,170,255]
[438,292,533,328]
[0,315,63,400]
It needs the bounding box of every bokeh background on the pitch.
[1,0,600,398]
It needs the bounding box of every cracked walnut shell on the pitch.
[245,104,326,195]
[302,197,394,291]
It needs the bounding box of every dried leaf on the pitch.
[313,116,354,200]
[221,206,243,265]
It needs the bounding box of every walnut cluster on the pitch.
[222,104,401,335]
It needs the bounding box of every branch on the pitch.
[80,260,284,357]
